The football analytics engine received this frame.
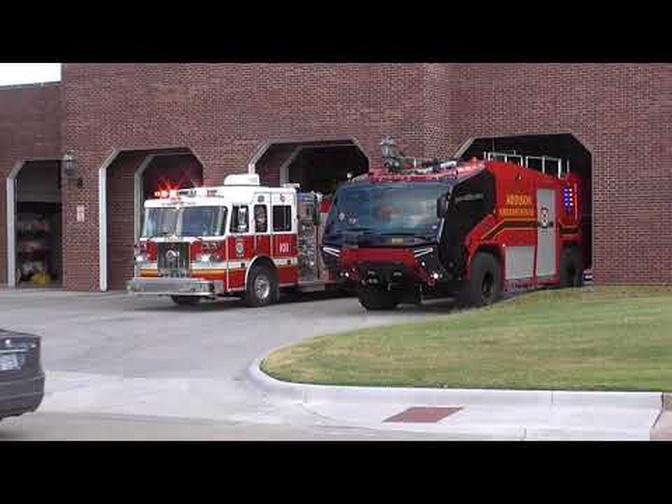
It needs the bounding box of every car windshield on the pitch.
[141,206,226,237]
[325,183,452,237]
[180,206,225,237]
[142,208,178,237]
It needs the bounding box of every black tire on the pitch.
[245,264,278,308]
[459,252,502,307]
[559,247,584,288]
[171,296,201,306]
[358,288,399,311]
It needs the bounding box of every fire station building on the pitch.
[0,63,669,292]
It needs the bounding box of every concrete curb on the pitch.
[663,393,672,411]
[247,355,663,410]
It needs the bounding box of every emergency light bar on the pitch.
[153,189,180,199]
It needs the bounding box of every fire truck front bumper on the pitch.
[127,277,217,297]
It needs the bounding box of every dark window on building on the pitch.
[254,204,268,233]
[231,205,249,233]
[273,205,292,232]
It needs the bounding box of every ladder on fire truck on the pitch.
[378,137,571,179]
[483,151,571,179]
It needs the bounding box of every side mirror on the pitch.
[436,194,449,219]
[237,207,248,233]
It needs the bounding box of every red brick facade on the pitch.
[1,64,670,290]
[0,82,62,285]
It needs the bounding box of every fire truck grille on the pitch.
[157,242,190,277]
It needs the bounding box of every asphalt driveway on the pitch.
[0,288,450,439]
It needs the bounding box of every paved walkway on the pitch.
[248,357,671,441]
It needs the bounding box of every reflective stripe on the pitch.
[191,262,228,270]
[143,259,298,272]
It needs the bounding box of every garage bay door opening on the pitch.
[459,133,593,269]
[253,140,369,196]
[104,149,203,290]
[13,160,63,288]
[140,153,204,238]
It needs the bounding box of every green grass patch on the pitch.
[262,286,672,391]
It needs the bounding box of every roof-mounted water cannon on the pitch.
[380,136,404,172]
[380,136,459,174]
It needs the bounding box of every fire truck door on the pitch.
[253,193,271,256]
[535,188,557,278]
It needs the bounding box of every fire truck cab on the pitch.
[321,138,585,310]
[127,173,334,307]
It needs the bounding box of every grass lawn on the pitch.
[262,286,672,391]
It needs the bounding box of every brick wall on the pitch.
[105,151,146,291]
[60,63,429,290]
[4,64,669,290]
[0,83,61,285]
[442,64,672,284]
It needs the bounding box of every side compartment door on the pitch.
[535,188,557,278]
[271,192,298,285]
[297,192,320,282]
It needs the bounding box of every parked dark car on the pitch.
[0,329,44,421]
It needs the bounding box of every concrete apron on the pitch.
[248,357,670,441]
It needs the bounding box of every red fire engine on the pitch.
[321,138,585,310]
[127,174,335,307]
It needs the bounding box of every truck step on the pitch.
[297,280,327,293]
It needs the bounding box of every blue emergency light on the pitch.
[562,186,574,212]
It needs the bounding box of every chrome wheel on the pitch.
[254,275,271,301]
[245,265,278,308]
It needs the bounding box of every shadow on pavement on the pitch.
[127,289,353,313]
[126,289,508,316]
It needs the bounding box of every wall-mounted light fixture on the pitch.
[62,151,83,188]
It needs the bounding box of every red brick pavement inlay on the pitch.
[384,407,462,423]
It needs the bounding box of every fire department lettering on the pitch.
[506,193,532,206]
[501,192,535,217]
[500,206,535,217]
[279,242,290,254]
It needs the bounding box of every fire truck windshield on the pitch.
[142,208,178,238]
[142,206,226,238]
[325,183,452,239]
[180,206,225,237]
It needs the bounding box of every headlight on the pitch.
[413,247,434,258]
[322,246,341,257]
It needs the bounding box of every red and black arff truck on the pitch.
[321,138,585,310]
